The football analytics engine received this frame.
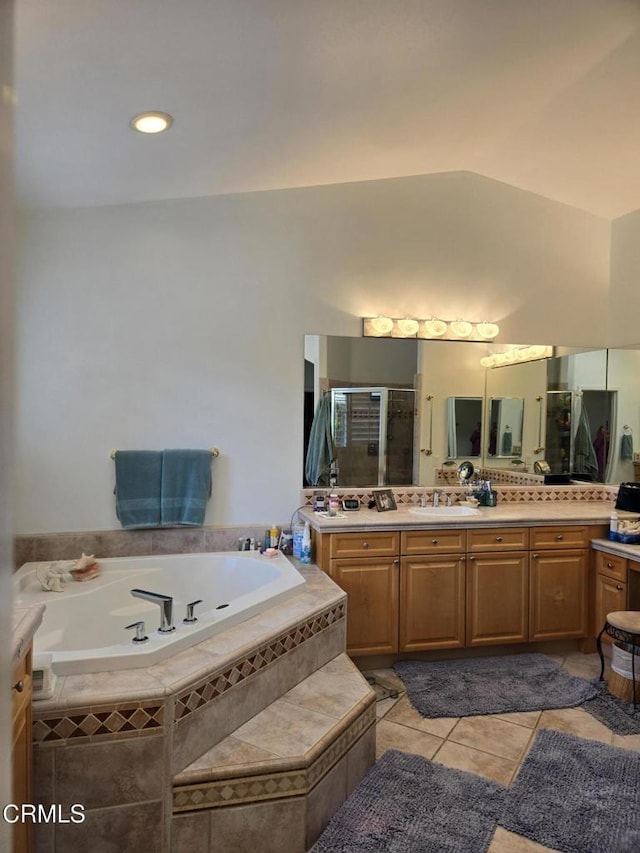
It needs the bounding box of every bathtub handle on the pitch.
[184,599,203,624]
[125,621,149,643]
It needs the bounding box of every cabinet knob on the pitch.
[362,541,369,549]
[556,534,564,541]
[496,536,503,542]
[607,562,614,569]
[616,584,624,591]
[532,553,539,559]
[12,680,24,693]
[469,555,476,561]
[431,539,438,545]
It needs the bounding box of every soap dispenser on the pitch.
[300,522,312,564]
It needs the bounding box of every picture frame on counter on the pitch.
[373,488,397,512]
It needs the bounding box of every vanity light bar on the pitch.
[480,345,553,368]
[363,317,500,342]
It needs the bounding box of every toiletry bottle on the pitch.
[328,493,340,516]
[269,524,279,548]
[610,511,619,535]
[292,521,305,558]
[300,522,312,564]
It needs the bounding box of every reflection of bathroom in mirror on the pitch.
[304,335,640,488]
[486,397,524,458]
[447,397,483,459]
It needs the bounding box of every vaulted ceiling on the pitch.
[14,0,640,218]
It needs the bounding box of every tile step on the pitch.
[172,652,376,811]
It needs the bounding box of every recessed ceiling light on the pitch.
[130,111,174,134]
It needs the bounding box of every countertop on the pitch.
[300,500,634,532]
[591,538,640,564]
[12,604,45,665]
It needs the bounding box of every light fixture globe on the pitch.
[449,319,473,339]
[423,318,447,338]
[476,321,499,340]
[369,315,394,335]
[396,318,420,336]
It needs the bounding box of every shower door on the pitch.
[331,387,415,487]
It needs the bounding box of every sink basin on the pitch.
[408,505,481,517]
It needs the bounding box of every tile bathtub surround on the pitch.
[29,567,348,852]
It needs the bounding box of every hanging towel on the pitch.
[160,449,212,526]
[621,433,634,461]
[115,451,163,528]
[573,405,598,480]
[305,394,335,487]
[501,429,512,456]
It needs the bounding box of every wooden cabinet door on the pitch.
[399,555,465,651]
[595,573,627,640]
[331,558,399,655]
[466,552,529,646]
[529,549,588,640]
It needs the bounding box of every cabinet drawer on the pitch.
[530,526,590,550]
[330,530,400,559]
[467,527,529,552]
[402,529,466,555]
[595,550,627,583]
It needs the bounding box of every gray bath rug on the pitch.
[581,678,640,736]
[311,748,506,853]
[394,653,597,718]
[500,728,640,853]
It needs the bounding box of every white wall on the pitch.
[606,348,640,483]
[16,171,611,533]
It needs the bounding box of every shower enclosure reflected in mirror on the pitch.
[447,397,483,458]
[486,397,524,458]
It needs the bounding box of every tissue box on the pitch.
[608,530,640,545]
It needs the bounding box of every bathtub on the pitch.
[14,551,306,676]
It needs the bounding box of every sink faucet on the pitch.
[432,489,451,507]
[130,589,175,633]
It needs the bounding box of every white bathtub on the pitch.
[14,551,306,676]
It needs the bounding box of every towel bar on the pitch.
[110,448,220,460]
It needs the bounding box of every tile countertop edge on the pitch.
[300,502,628,531]
[12,604,45,664]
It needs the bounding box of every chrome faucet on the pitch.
[130,589,175,633]
[432,489,451,507]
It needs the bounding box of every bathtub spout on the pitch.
[130,589,175,633]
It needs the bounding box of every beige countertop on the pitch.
[592,538,640,564]
[300,500,636,532]
[12,603,45,665]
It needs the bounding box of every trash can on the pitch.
[608,642,639,702]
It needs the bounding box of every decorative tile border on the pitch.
[174,603,346,723]
[33,702,165,747]
[301,485,617,506]
[172,701,375,812]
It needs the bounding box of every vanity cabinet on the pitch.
[594,550,628,641]
[12,646,33,853]
[529,527,593,641]
[314,522,606,657]
[399,529,466,650]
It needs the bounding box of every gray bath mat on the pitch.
[500,728,640,853]
[581,679,640,736]
[394,653,597,718]
[311,748,506,853]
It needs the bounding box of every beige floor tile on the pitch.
[433,740,517,786]
[537,707,613,745]
[493,710,542,729]
[361,668,405,694]
[376,696,403,718]
[385,696,459,738]
[448,715,533,762]
[560,652,602,680]
[375,719,442,761]
[488,827,557,852]
[612,732,640,752]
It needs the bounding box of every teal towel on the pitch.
[621,433,634,461]
[161,449,212,526]
[115,451,162,528]
[305,394,335,487]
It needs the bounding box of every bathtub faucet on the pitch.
[130,589,175,633]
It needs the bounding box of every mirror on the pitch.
[304,335,640,487]
[486,398,524,458]
[447,397,483,458]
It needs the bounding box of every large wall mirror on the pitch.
[304,335,640,488]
